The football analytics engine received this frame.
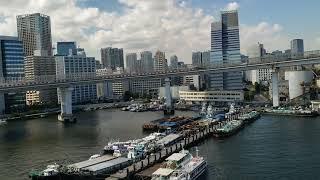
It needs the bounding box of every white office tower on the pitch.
[154,50,167,72]
[209,10,243,91]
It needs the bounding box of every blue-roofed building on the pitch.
[0,36,26,113]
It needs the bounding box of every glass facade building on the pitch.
[0,36,25,112]
[209,10,243,91]
[57,42,77,56]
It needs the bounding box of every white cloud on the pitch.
[240,22,290,55]
[225,2,240,11]
[0,0,294,63]
[0,0,214,63]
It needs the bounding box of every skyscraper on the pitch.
[57,42,77,56]
[192,52,202,67]
[290,39,304,55]
[170,55,178,69]
[101,47,124,70]
[125,53,137,73]
[140,51,153,72]
[154,50,167,72]
[0,36,25,113]
[17,13,52,56]
[209,10,243,91]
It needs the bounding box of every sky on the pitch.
[0,0,319,63]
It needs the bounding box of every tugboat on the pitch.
[151,148,207,180]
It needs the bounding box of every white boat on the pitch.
[152,148,207,180]
[42,164,60,176]
[89,154,101,160]
[0,119,7,125]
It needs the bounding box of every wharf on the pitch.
[106,123,216,179]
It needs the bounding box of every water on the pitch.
[1,110,320,180]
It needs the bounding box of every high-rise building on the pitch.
[192,52,202,67]
[24,55,56,105]
[140,51,153,72]
[201,51,210,67]
[57,42,77,56]
[209,10,243,91]
[290,39,304,55]
[192,51,210,67]
[0,36,25,113]
[170,55,178,70]
[101,47,124,70]
[56,55,97,104]
[125,53,138,73]
[154,50,167,72]
[17,13,52,56]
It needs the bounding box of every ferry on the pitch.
[214,120,244,138]
[151,148,207,180]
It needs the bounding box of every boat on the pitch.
[151,148,207,180]
[103,132,165,156]
[264,108,318,117]
[214,120,244,138]
[0,119,7,125]
[89,154,101,160]
[238,111,260,124]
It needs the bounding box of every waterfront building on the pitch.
[140,51,153,72]
[170,55,178,70]
[55,55,97,104]
[159,86,189,100]
[0,36,25,113]
[24,53,56,105]
[112,81,129,99]
[130,78,162,98]
[179,91,244,105]
[97,82,113,100]
[183,75,201,90]
[57,42,77,56]
[290,39,304,55]
[100,47,124,70]
[125,53,138,73]
[154,50,167,72]
[209,10,243,91]
[17,13,52,56]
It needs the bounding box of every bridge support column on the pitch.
[272,69,279,107]
[57,87,76,123]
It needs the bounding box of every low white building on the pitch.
[246,69,272,84]
[179,90,244,104]
[159,86,189,100]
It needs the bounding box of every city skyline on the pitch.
[0,0,319,63]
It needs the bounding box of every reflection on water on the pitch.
[1,110,320,179]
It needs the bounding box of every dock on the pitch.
[106,123,216,179]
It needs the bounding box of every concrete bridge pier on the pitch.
[57,87,76,123]
[272,69,279,107]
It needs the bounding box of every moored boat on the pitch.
[214,120,244,138]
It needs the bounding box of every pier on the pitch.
[106,123,215,180]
